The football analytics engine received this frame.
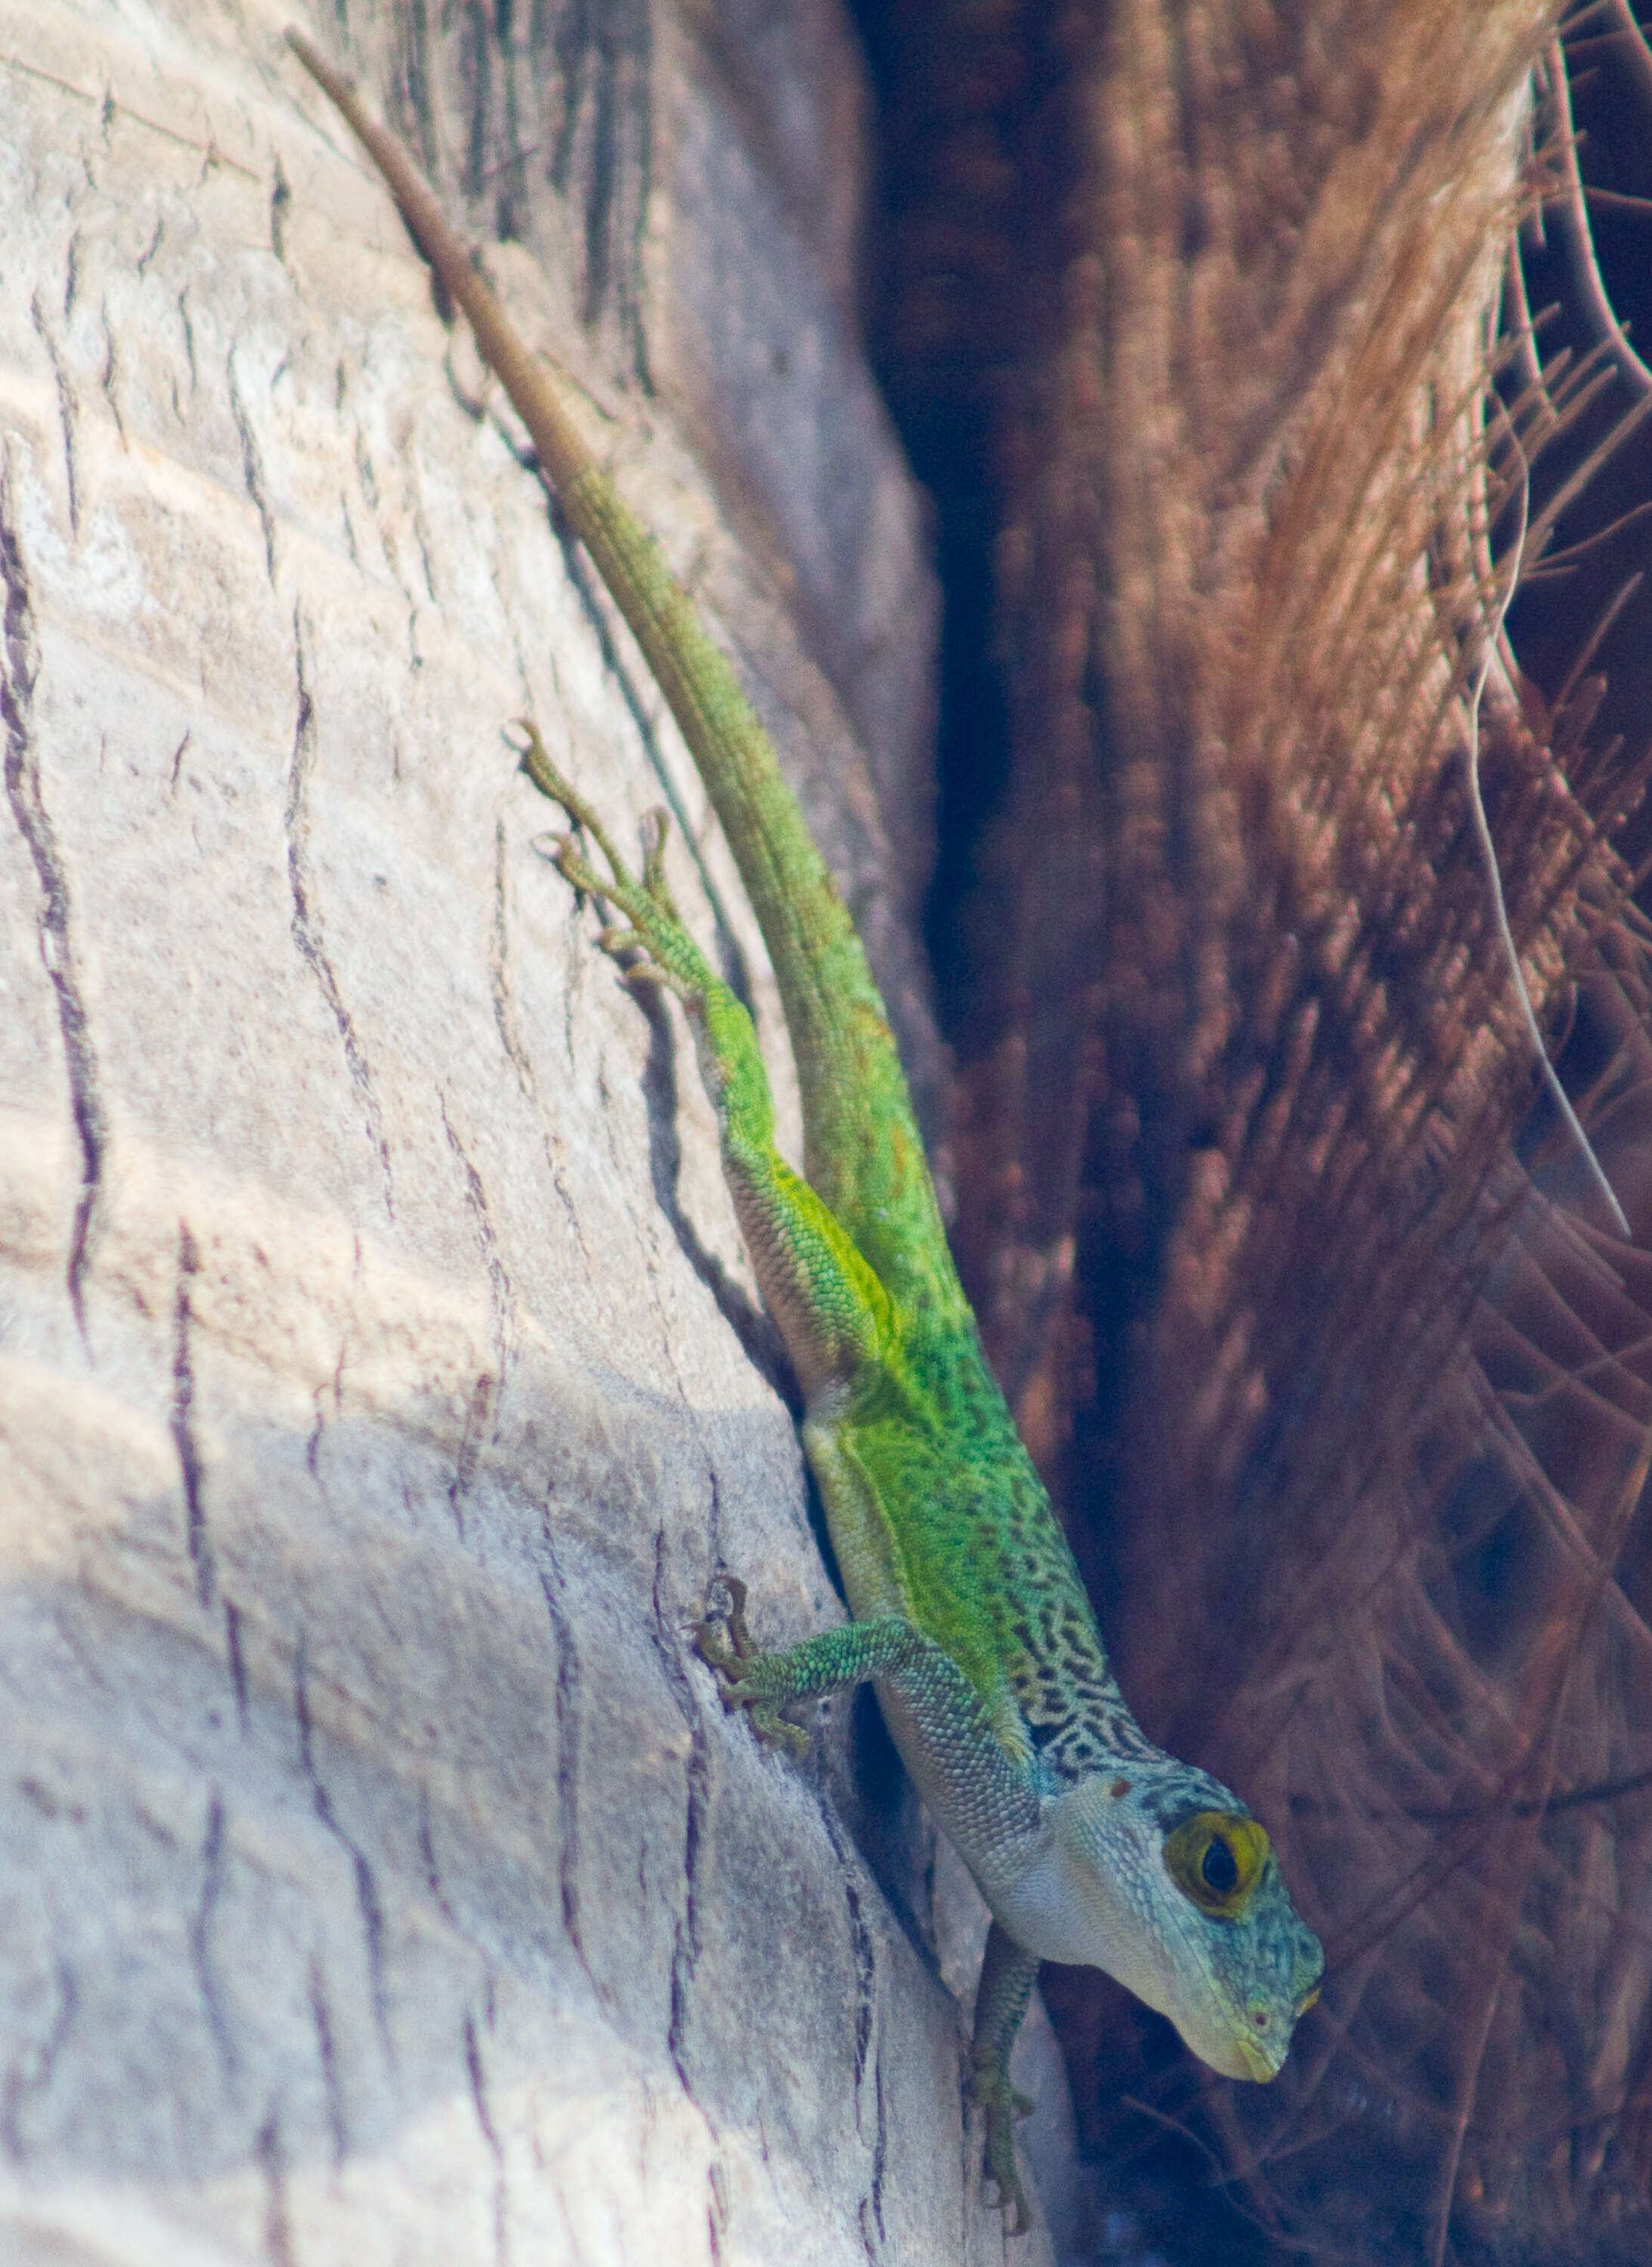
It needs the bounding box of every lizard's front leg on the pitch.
[693,1573,920,1756]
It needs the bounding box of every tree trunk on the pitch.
[0,5,1072,2259]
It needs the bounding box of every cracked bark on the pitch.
[190,1789,236,2078]
[283,611,396,1220]
[0,5,1057,2265]
[172,1221,213,1608]
[0,453,103,1331]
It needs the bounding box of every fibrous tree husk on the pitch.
[864,1,1652,2259]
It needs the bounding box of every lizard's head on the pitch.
[1004,1760,1324,2082]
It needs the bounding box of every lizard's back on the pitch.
[816,1301,1149,1779]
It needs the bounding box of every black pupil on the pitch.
[1201,1836,1239,1895]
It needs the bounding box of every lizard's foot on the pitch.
[694,1575,811,1760]
[512,719,711,1010]
[968,2052,1035,2237]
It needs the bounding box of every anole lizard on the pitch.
[286,29,1325,2233]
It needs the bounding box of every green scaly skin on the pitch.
[289,32,1327,2238]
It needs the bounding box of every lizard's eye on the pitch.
[1202,1836,1239,1894]
[1162,1811,1270,1918]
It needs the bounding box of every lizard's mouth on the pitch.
[1166,1994,1288,2083]
[1177,1996,1291,2083]
[1226,2016,1288,2083]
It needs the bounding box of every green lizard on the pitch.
[287,29,1325,2234]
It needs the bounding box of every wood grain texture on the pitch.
[0,4,1070,2259]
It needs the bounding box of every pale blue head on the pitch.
[1000,1756,1324,2080]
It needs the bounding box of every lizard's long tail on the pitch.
[286,29,962,1322]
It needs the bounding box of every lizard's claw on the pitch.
[551,840,611,902]
[693,1576,811,1759]
[969,2055,1035,2237]
[695,1573,757,1662]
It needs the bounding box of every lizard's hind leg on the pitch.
[969,1919,1039,2234]
[517,719,890,1394]
[515,721,712,1010]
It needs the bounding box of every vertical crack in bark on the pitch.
[255,2105,295,2267]
[284,611,394,1217]
[97,303,126,447]
[464,2009,510,2267]
[190,1788,237,2077]
[227,349,277,580]
[416,1785,464,1933]
[62,232,82,323]
[409,512,439,609]
[870,2051,889,2250]
[704,2153,735,2265]
[490,815,539,1097]
[28,292,79,535]
[820,1802,886,2250]
[171,1220,214,1607]
[537,1545,595,1983]
[308,1954,348,2169]
[224,1595,249,1733]
[176,286,197,393]
[269,156,292,268]
[820,1807,878,2094]
[666,1755,706,2091]
[0,1958,76,2162]
[293,1637,391,2056]
[704,1467,725,1591]
[651,1532,709,2097]
[438,1093,511,1535]
[444,1093,511,1321]
[446,1374,490,1545]
[0,453,105,1336]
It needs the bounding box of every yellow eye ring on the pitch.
[1162,1811,1271,1917]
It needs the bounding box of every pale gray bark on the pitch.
[0,3,1072,2260]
